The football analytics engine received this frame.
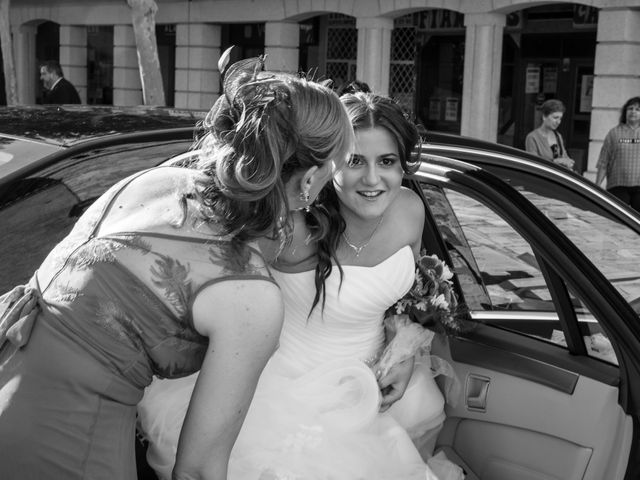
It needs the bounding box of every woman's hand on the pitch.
[377,355,415,412]
[554,157,575,169]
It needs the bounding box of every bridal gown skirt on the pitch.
[139,352,464,480]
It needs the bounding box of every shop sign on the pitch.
[445,97,459,122]
[542,67,558,94]
[580,75,594,113]
[525,66,540,94]
[573,6,598,28]
[414,10,464,31]
[506,12,522,29]
[428,98,441,121]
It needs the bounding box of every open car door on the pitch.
[407,158,640,480]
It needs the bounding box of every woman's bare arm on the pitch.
[172,279,283,480]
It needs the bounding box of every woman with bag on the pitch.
[525,99,575,170]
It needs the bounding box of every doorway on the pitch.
[514,32,596,173]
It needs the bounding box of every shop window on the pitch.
[221,23,265,66]
[156,24,176,107]
[299,17,320,76]
[325,14,357,93]
[35,21,60,104]
[416,35,465,134]
[390,15,417,117]
[87,26,114,105]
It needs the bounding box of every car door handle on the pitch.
[466,374,490,411]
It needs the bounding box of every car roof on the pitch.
[421,129,544,162]
[0,105,207,147]
[0,105,207,180]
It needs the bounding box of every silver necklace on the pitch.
[342,216,383,257]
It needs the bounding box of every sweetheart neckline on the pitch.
[272,245,413,275]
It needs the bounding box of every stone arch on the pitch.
[12,18,53,104]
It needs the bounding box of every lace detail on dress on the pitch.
[70,235,152,269]
[150,254,192,318]
[207,240,264,276]
[95,299,144,350]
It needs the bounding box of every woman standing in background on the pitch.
[596,96,640,211]
[525,99,575,170]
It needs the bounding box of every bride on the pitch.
[138,92,464,480]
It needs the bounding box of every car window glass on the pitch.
[489,166,640,317]
[438,187,556,312]
[36,140,191,202]
[422,182,617,365]
[551,286,618,365]
[0,140,191,293]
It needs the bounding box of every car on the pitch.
[1,109,638,480]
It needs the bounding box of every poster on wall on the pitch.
[445,97,459,122]
[580,75,594,112]
[525,66,540,94]
[428,98,441,120]
[543,67,558,93]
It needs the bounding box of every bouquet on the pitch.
[392,253,463,334]
[375,252,467,378]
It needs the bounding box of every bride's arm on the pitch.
[378,356,415,412]
[172,279,283,480]
[378,188,426,411]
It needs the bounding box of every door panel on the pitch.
[432,333,632,480]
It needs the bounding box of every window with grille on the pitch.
[326,14,357,89]
[391,15,417,117]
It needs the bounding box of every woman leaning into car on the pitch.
[0,56,354,480]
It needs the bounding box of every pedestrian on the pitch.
[596,96,640,211]
[39,60,81,104]
[0,55,354,480]
[525,99,574,170]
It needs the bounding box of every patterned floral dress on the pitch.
[0,167,276,479]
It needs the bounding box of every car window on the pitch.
[489,166,640,317]
[422,182,618,365]
[0,139,191,293]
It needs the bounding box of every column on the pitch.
[12,24,37,104]
[265,22,299,73]
[587,8,640,179]
[356,17,393,95]
[174,23,220,110]
[460,13,506,142]
[113,25,143,106]
[59,25,87,103]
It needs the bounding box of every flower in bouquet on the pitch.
[375,253,467,379]
[392,253,466,335]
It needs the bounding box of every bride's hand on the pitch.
[377,356,415,412]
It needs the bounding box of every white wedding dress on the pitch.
[138,246,464,480]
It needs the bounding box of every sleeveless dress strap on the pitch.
[89,167,157,238]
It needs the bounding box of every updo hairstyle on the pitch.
[194,68,354,244]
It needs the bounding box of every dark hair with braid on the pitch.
[192,67,353,247]
[306,92,420,313]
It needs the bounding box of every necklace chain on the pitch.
[342,216,383,257]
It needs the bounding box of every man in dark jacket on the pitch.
[39,60,81,104]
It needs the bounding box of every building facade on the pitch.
[5,0,640,177]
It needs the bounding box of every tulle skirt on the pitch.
[138,353,464,480]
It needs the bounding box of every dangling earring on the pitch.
[298,189,311,212]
